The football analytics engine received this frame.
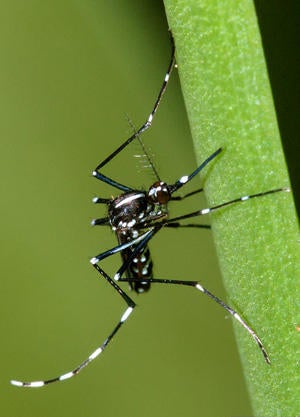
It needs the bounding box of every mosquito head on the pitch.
[147,181,171,205]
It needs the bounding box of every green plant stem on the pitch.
[164,0,300,415]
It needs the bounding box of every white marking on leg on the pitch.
[59,371,74,381]
[196,283,204,293]
[11,380,25,387]
[179,175,189,184]
[233,312,252,333]
[30,381,45,387]
[165,73,170,82]
[90,257,98,265]
[241,195,249,201]
[89,347,103,360]
[23,381,45,388]
[114,272,120,281]
[121,307,133,323]
[201,208,211,215]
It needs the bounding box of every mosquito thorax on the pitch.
[147,181,171,204]
[108,192,150,229]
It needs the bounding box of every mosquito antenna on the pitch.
[125,114,161,182]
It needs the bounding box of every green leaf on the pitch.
[164,0,300,414]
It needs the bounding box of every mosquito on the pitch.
[11,34,290,387]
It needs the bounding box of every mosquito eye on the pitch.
[148,181,170,204]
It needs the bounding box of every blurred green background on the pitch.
[0,2,297,417]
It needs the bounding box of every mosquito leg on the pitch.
[140,187,289,230]
[90,229,155,265]
[168,148,222,195]
[113,227,161,282]
[10,231,158,387]
[119,277,270,364]
[91,217,110,226]
[10,264,135,388]
[163,222,211,229]
[167,187,291,223]
[93,35,176,191]
[92,197,112,204]
[171,187,204,201]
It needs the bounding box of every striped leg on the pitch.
[167,187,291,223]
[119,277,270,364]
[141,187,290,229]
[10,267,136,388]
[10,228,159,387]
[93,34,176,192]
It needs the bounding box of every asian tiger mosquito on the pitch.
[11,34,290,387]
